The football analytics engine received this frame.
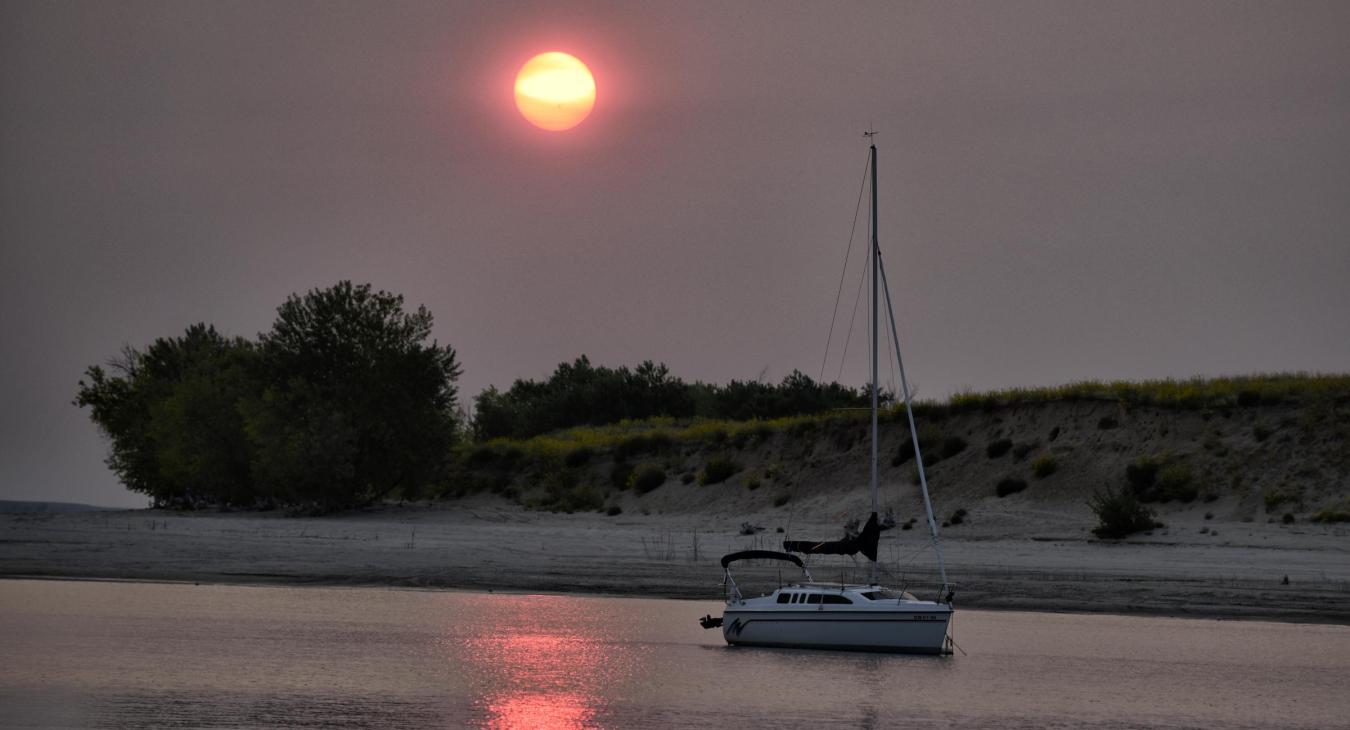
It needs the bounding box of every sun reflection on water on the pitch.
[457,595,636,729]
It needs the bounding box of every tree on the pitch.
[74,324,259,507]
[245,282,461,508]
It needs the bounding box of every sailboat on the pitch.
[700,137,955,654]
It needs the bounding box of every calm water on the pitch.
[1,580,1347,729]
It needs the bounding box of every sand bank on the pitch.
[3,495,1347,624]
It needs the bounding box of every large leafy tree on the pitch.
[75,324,259,507]
[245,282,461,508]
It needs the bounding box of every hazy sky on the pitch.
[3,1,1347,508]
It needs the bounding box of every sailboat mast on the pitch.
[868,141,879,585]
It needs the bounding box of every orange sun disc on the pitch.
[514,52,596,131]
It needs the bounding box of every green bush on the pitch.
[1157,465,1197,503]
[939,436,968,459]
[1311,506,1350,524]
[609,462,635,489]
[698,457,740,485]
[948,508,968,526]
[537,470,604,513]
[629,465,666,494]
[996,477,1028,497]
[1031,454,1058,478]
[614,432,674,460]
[1281,512,1295,524]
[743,474,761,490]
[563,447,594,468]
[1089,486,1161,539]
[986,438,1013,458]
[1125,458,1161,501]
[773,493,790,507]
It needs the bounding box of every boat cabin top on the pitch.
[772,584,918,605]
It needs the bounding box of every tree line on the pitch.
[472,357,869,440]
[77,281,869,510]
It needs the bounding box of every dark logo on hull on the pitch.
[726,617,746,637]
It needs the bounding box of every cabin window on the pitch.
[776,593,790,604]
[791,594,801,604]
[806,594,822,604]
[822,594,853,604]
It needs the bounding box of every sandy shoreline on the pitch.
[3,496,1348,625]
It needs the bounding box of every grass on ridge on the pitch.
[462,373,1348,463]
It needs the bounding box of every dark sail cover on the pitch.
[720,550,805,569]
[782,512,881,562]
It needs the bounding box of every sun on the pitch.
[514,52,596,132]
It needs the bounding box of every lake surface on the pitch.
[1,579,1347,729]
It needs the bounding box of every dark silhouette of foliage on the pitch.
[985,438,1013,458]
[75,283,461,511]
[1089,486,1161,538]
[698,457,740,485]
[630,465,666,494]
[995,477,1028,497]
[939,436,968,459]
[472,361,866,440]
[75,324,261,508]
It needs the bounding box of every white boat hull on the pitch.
[722,605,952,654]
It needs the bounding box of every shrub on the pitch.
[1125,458,1160,501]
[939,436,968,459]
[1089,486,1161,539]
[830,427,859,452]
[559,484,604,513]
[1311,507,1350,524]
[949,508,968,526]
[996,477,1028,497]
[1048,426,1061,442]
[1263,487,1297,512]
[1031,454,1058,478]
[1253,425,1272,442]
[1281,512,1295,524]
[1012,442,1037,460]
[1157,465,1197,503]
[986,438,1013,458]
[609,462,635,489]
[1097,416,1118,430]
[773,493,790,507]
[606,505,622,516]
[614,433,674,460]
[680,472,695,485]
[894,425,942,467]
[698,457,739,485]
[539,470,604,513]
[563,447,594,468]
[630,465,666,494]
[744,475,761,490]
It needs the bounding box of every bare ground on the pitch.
[3,492,1347,624]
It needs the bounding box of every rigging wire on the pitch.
[834,197,872,384]
[818,155,873,383]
